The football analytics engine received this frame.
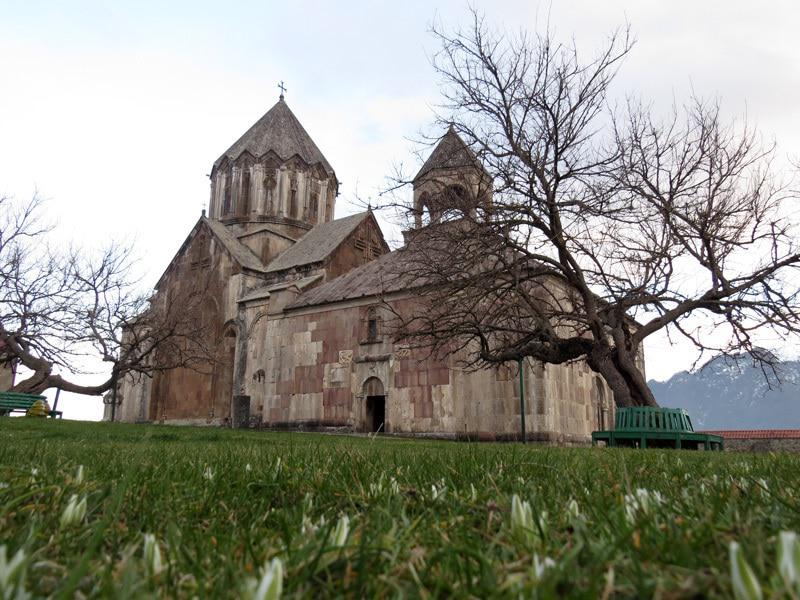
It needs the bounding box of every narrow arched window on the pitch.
[223,173,232,215]
[240,170,251,215]
[368,317,378,341]
[289,175,298,219]
[309,191,319,222]
[365,306,382,343]
[263,170,276,214]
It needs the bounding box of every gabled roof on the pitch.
[237,224,298,244]
[155,217,267,290]
[413,126,487,183]
[265,212,375,274]
[286,217,532,310]
[286,218,480,309]
[213,98,335,177]
[204,218,267,272]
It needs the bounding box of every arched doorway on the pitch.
[363,377,386,433]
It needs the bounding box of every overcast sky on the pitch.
[2,1,799,420]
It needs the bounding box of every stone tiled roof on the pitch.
[286,219,492,309]
[287,249,417,309]
[213,98,335,176]
[265,212,370,273]
[413,126,487,183]
[238,274,323,304]
[204,218,266,272]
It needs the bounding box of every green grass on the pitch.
[1,419,799,598]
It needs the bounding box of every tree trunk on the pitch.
[10,371,52,394]
[590,349,659,408]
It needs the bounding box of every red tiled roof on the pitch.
[702,430,800,439]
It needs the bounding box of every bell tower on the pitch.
[410,126,491,230]
[208,95,338,241]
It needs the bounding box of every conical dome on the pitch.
[213,97,334,177]
[410,126,491,230]
[413,126,486,183]
[208,98,338,237]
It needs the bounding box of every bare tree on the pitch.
[381,13,800,407]
[0,194,212,396]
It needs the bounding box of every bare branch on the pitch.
[0,194,214,396]
[376,11,800,407]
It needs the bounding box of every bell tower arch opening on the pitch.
[362,376,386,434]
[409,126,491,231]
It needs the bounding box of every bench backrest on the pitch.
[0,392,47,409]
[614,407,694,433]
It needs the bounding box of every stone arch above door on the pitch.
[362,376,385,397]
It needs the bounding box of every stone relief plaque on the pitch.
[338,350,353,365]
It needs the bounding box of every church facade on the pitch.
[112,96,619,443]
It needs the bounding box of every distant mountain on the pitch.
[649,353,800,430]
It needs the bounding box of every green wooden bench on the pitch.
[0,392,62,418]
[592,407,723,450]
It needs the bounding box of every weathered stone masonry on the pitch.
[237,290,614,442]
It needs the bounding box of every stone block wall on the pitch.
[242,296,614,443]
[115,223,267,425]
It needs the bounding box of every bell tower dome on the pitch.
[410,126,491,229]
[208,96,338,240]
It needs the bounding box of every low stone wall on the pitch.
[703,430,800,452]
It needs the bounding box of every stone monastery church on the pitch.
[112,94,616,443]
